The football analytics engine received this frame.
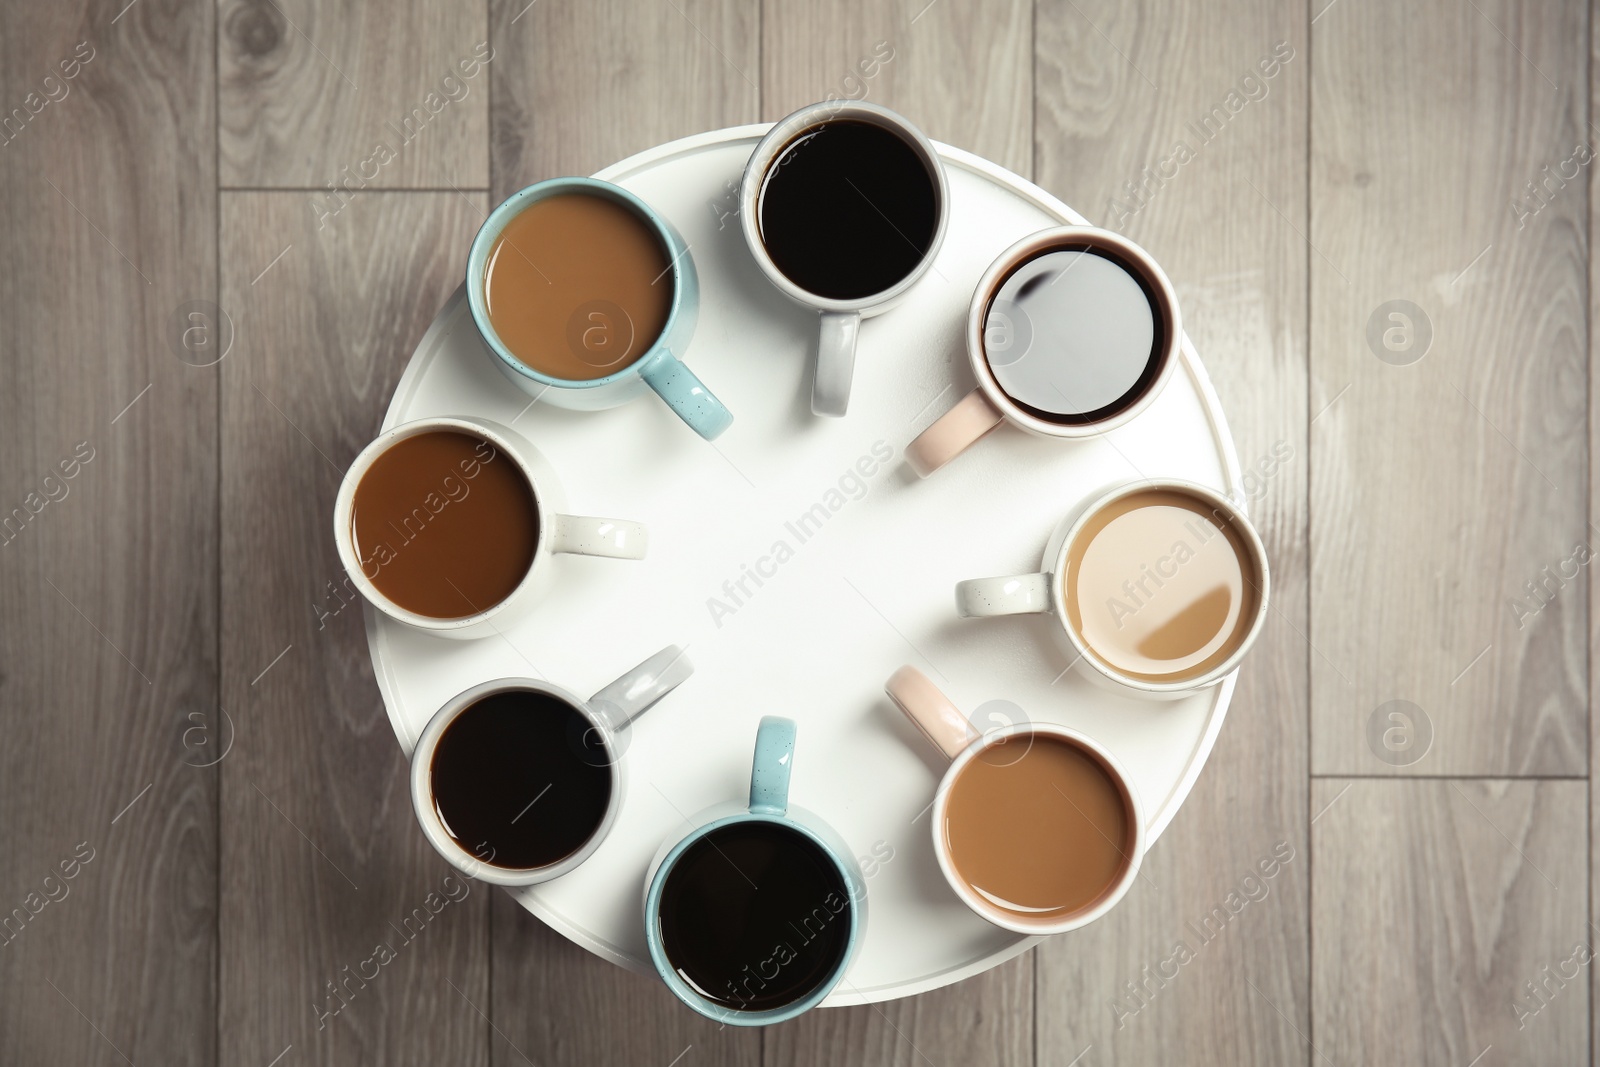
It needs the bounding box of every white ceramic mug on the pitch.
[883,665,1145,935]
[410,646,693,886]
[906,227,1181,476]
[954,479,1270,698]
[334,416,646,641]
[740,101,949,417]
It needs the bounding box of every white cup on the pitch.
[905,227,1181,477]
[884,665,1145,935]
[954,479,1270,698]
[333,415,646,641]
[410,646,693,886]
[740,101,949,417]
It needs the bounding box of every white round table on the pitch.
[367,124,1243,1004]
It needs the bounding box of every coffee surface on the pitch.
[350,430,538,620]
[658,821,851,1011]
[483,192,672,381]
[1065,489,1259,682]
[943,735,1131,920]
[430,689,614,870]
[983,247,1161,422]
[758,120,938,300]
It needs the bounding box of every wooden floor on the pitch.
[0,0,1592,1063]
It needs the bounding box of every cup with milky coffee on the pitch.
[334,415,647,640]
[467,177,733,440]
[884,665,1146,935]
[954,480,1270,697]
[906,226,1181,476]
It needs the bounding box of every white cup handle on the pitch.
[589,645,693,730]
[549,514,647,560]
[955,573,1051,618]
[812,310,860,417]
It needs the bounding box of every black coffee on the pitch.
[658,821,852,1011]
[429,690,612,870]
[982,246,1165,424]
[758,120,938,300]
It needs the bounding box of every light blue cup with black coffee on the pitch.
[466,177,733,440]
[642,716,865,1025]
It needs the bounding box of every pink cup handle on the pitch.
[906,387,1005,477]
[885,665,976,761]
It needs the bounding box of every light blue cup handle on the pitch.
[748,715,795,816]
[641,353,733,442]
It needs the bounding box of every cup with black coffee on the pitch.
[643,716,865,1024]
[741,101,949,417]
[409,646,693,885]
[906,227,1182,476]
[334,416,646,640]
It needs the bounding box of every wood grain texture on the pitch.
[219,0,489,188]
[764,955,1031,1067]
[219,191,490,1067]
[1031,0,1310,1062]
[1314,779,1588,1064]
[1308,0,1588,775]
[490,0,759,198]
[1589,8,1600,1058]
[760,0,1032,174]
[756,3,1036,1064]
[0,1,218,1064]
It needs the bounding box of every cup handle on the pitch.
[955,573,1051,618]
[906,387,1004,477]
[812,311,860,417]
[640,352,733,441]
[884,666,976,761]
[548,513,648,560]
[588,645,693,731]
[748,716,795,816]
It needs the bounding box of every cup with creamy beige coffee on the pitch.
[884,665,1145,934]
[954,480,1269,697]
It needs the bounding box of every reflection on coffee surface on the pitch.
[983,248,1162,423]
[429,689,613,870]
[943,734,1131,920]
[1065,489,1260,682]
[483,192,673,381]
[350,430,537,619]
[758,120,938,300]
[658,821,851,1011]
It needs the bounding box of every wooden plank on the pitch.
[484,3,763,1063]
[1590,6,1600,1057]
[1031,1,1310,1063]
[761,0,1032,174]
[218,191,491,1066]
[763,956,1031,1067]
[0,3,218,1064]
[1309,0,1587,774]
[218,0,489,189]
[490,0,759,196]
[1314,779,1587,1064]
[754,3,1036,1065]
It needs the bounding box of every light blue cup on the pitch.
[642,716,865,1025]
[466,177,733,440]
